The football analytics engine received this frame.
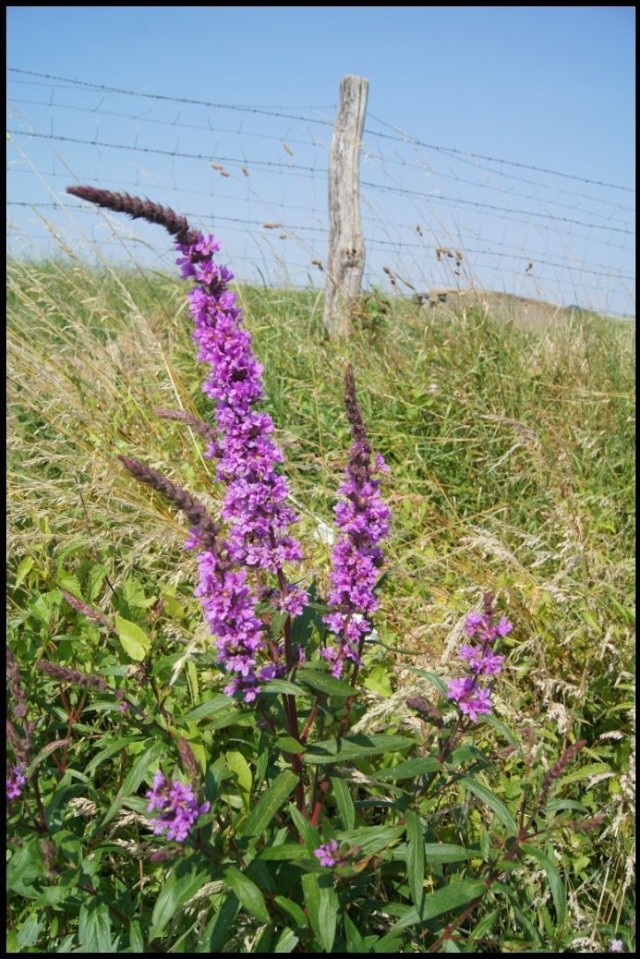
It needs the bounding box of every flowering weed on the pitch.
[6,188,634,953]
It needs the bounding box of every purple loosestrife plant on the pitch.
[6,762,27,801]
[51,184,600,956]
[66,187,306,704]
[174,230,308,699]
[145,770,210,843]
[322,365,390,678]
[447,592,511,721]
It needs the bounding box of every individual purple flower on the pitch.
[314,839,340,867]
[609,939,624,952]
[448,594,511,722]
[145,770,210,843]
[322,366,390,677]
[6,762,28,801]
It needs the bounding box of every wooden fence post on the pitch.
[323,75,369,338]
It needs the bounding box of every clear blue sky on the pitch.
[7,6,636,316]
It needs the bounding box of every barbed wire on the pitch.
[8,200,631,292]
[7,68,635,317]
[9,129,632,238]
[10,68,633,193]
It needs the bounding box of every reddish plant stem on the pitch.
[300,700,320,745]
[270,550,307,816]
[309,777,331,827]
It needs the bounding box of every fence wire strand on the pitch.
[7,68,635,319]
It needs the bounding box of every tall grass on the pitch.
[7,256,635,949]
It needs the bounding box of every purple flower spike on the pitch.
[174,228,309,699]
[145,771,210,843]
[6,762,27,801]
[448,596,511,722]
[323,366,390,677]
[63,189,308,700]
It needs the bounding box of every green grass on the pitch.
[7,258,635,950]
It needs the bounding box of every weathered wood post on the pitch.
[323,75,369,337]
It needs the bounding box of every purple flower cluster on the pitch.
[322,367,390,678]
[194,548,276,702]
[314,839,340,867]
[6,762,27,801]
[145,770,210,842]
[174,233,308,700]
[447,601,511,721]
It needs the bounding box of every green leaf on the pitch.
[363,664,394,697]
[302,733,415,765]
[273,928,299,953]
[85,736,143,775]
[274,895,307,930]
[302,873,338,952]
[129,920,144,953]
[406,810,425,912]
[57,572,83,598]
[558,763,612,786]
[199,894,240,953]
[87,564,108,601]
[288,802,321,848]
[389,879,487,932]
[477,712,519,745]
[187,659,199,706]
[183,693,239,723]
[409,668,448,696]
[470,907,499,941]
[27,737,71,775]
[78,900,113,952]
[262,678,306,696]
[297,668,356,698]
[225,866,271,924]
[302,872,322,946]
[122,577,157,608]
[330,775,356,830]
[424,843,475,864]
[343,912,367,953]
[16,913,42,950]
[240,769,300,838]
[520,843,566,924]
[270,609,289,638]
[461,776,518,835]
[14,555,35,589]
[114,614,150,661]
[344,824,405,856]
[258,843,310,862]
[375,757,442,781]
[149,864,212,941]
[275,735,307,755]
[7,836,45,896]
[227,749,252,813]
[101,741,165,828]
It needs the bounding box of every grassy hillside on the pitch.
[7,259,635,951]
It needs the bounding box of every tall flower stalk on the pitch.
[322,365,390,679]
[66,187,307,705]
[447,592,511,721]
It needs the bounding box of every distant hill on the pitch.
[415,288,630,329]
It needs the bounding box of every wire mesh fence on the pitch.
[7,67,635,320]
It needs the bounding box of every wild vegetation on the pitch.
[6,196,635,953]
